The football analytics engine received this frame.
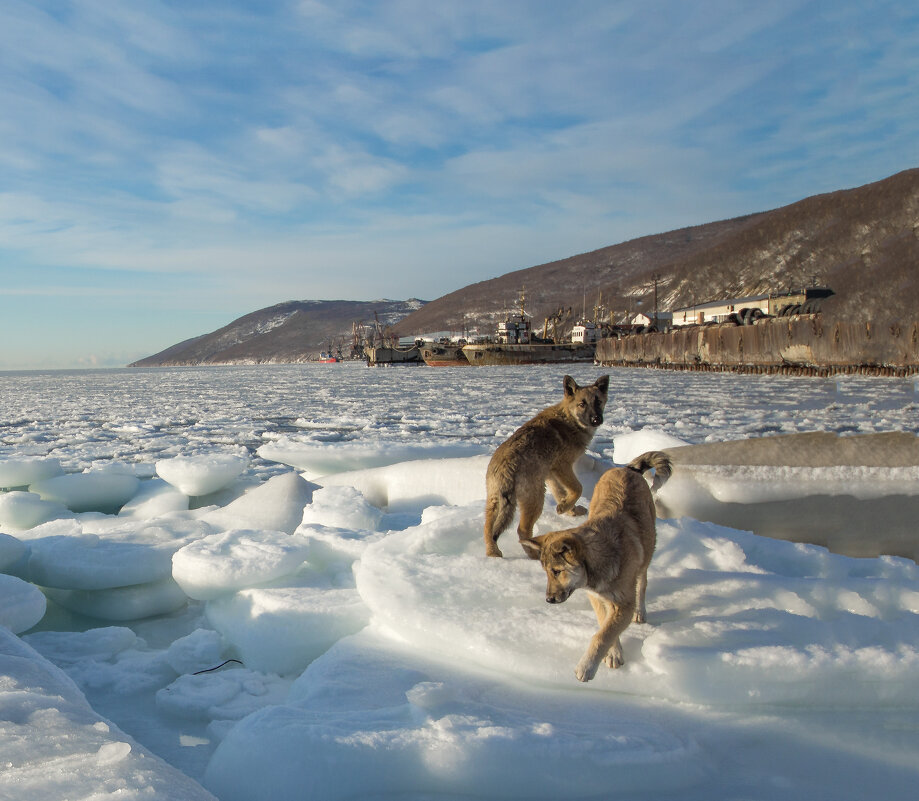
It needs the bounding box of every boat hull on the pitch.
[461,343,595,365]
[421,346,470,367]
[365,346,423,366]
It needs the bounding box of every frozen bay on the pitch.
[1,364,918,800]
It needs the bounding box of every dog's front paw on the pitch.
[485,543,503,558]
[603,651,624,669]
[575,655,599,682]
[568,504,588,517]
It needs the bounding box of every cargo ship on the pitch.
[461,293,596,366]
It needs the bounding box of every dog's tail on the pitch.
[627,451,672,492]
[485,487,515,538]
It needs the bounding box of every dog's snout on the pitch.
[546,596,560,604]
[591,414,603,426]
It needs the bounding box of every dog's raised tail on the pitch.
[626,451,672,492]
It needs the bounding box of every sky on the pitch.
[1,0,917,370]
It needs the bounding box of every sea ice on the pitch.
[29,471,140,514]
[0,573,47,633]
[0,456,63,488]
[19,518,207,591]
[172,528,311,601]
[165,628,227,675]
[3,366,919,801]
[205,568,369,675]
[0,490,70,530]
[156,667,291,725]
[119,478,190,517]
[299,484,383,530]
[43,577,189,621]
[156,453,249,497]
[0,531,28,572]
[611,428,691,463]
[353,497,919,706]
[200,470,316,534]
[0,628,218,801]
[320,454,491,510]
[203,629,704,801]
[257,437,486,479]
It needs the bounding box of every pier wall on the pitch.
[595,316,919,376]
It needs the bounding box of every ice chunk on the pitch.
[0,456,63,488]
[156,453,249,497]
[24,625,142,663]
[611,428,691,464]
[320,455,491,511]
[204,629,702,801]
[24,625,177,696]
[29,472,140,514]
[257,438,485,479]
[353,502,919,707]
[156,667,291,723]
[43,577,188,621]
[299,485,383,530]
[165,628,226,675]
[0,490,69,530]
[119,478,190,517]
[0,573,46,632]
[206,573,369,675]
[21,519,205,590]
[0,531,28,572]
[172,529,311,601]
[295,524,385,573]
[201,471,317,534]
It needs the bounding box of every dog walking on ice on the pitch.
[483,374,609,558]
[521,451,672,682]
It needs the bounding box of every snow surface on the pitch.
[1,364,918,800]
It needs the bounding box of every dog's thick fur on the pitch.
[520,451,672,682]
[484,375,610,558]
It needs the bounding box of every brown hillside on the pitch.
[393,168,919,338]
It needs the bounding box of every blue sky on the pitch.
[1,0,917,369]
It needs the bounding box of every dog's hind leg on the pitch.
[515,481,545,556]
[547,463,586,517]
[634,569,648,623]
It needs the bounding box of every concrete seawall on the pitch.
[595,316,919,376]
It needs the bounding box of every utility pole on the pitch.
[651,273,661,327]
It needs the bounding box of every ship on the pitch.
[421,340,470,367]
[461,291,596,366]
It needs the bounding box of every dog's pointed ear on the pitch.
[594,375,610,396]
[563,375,578,397]
[519,535,545,561]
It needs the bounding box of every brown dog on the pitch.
[483,375,609,558]
[520,451,671,682]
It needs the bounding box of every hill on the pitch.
[131,167,919,366]
[392,167,919,338]
[129,299,425,366]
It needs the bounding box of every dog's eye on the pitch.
[551,568,562,577]
[577,401,586,408]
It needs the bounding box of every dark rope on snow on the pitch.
[192,659,244,675]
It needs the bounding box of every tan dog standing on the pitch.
[521,451,672,682]
[483,374,609,558]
